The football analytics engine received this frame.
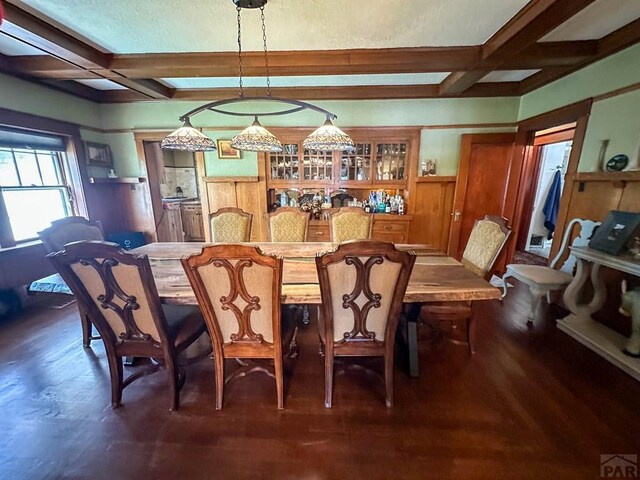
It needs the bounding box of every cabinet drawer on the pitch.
[307,225,330,241]
[372,231,407,243]
[372,220,409,233]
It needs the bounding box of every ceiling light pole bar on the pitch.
[177,96,339,122]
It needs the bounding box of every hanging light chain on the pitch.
[260,5,272,97]
[236,5,244,97]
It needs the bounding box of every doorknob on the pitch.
[452,210,462,222]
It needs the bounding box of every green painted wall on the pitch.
[518,44,640,121]
[519,44,640,172]
[579,89,640,172]
[99,97,519,177]
[0,72,102,129]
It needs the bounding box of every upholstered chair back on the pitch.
[48,241,169,347]
[316,241,415,347]
[461,216,511,278]
[209,207,253,242]
[330,208,373,243]
[182,244,282,347]
[38,216,104,253]
[268,207,309,242]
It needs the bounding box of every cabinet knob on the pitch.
[383,225,391,230]
[316,231,324,236]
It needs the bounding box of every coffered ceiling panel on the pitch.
[14,0,530,53]
[541,0,640,41]
[162,73,452,90]
[479,70,540,83]
[74,79,129,90]
[0,32,45,55]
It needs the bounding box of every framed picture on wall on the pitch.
[216,139,242,159]
[84,142,113,168]
[588,210,640,256]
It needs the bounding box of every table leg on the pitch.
[562,258,607,319]
[562,256,591,315]
[400,303,422,378]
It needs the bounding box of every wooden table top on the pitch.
[133,242,501,305]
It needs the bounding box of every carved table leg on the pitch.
[501,271,512,299]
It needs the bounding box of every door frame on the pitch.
[448,132,518,258]
[510,99,592,265]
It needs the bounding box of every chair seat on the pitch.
[506,264,573,286]
[163,304,207,351]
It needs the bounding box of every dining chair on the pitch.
[48,241,207,411]
[268,207,309,242]
[209,207,253,242]
[38,216,105,348]
[420,215,511,353]
[501,218,600,323]
[329,207,373,243]
[316,240,416,408]
[181,244,298,409]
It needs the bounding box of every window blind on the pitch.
[0,126,66,151]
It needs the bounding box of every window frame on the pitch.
[0,108,89,248]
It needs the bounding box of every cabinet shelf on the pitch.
[89,177,145,184]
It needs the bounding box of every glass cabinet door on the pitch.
[375,143,407,181]
[340,143,372,182]
[302,149,332,181]
[269,143,299,181]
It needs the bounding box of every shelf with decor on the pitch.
[88,177,145,184]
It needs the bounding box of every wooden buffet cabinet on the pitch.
[197,127,457,250]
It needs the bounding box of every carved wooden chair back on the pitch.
[268,207,309,242]
[330,192,356,208]
[209,207,253,242]
[38,216,105,348]
[549,218,600,275]
[330,207,373,243]
[47,241,207,410]
[181,244,288,409]
[38,216,104,253]
[461,215,512,280]
[315,240,416,407]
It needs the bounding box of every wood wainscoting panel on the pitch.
[409,177,456,251]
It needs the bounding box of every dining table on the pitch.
[132,241,502,377]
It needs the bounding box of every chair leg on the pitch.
[107,354,123,409]
[214,352,224,410]
[166,359,180,411]
[384,352,394,408]
[80,311,92,348]
[528,287,546,325]
[466,315,476,355]
[501,273,512,299]
[324,351,334,409]
[275,355,284,410]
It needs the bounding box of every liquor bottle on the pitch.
[364,200,370,213]
[385,197,391,213]
[398,197,405,215]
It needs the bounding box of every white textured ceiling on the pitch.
[542,0,640,41]
[0,32,45,55]
[162,73,452,89]
[14,0,530,53]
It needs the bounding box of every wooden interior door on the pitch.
[448,133,519,268]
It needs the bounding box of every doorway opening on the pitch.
[514,123,575,266]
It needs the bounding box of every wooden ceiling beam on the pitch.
[440,0,597,95]
[1,3,172,99]
[520,17,640,93]
[98,82,520,103]
[5,41,597,80]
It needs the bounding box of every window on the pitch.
[0,144,73,244]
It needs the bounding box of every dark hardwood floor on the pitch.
[1,284,639,480]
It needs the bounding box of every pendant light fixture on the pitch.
[161,0,354,154]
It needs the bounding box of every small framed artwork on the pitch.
[217,139,242,159]
[85,142,113,168]
[589,210,640,256]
